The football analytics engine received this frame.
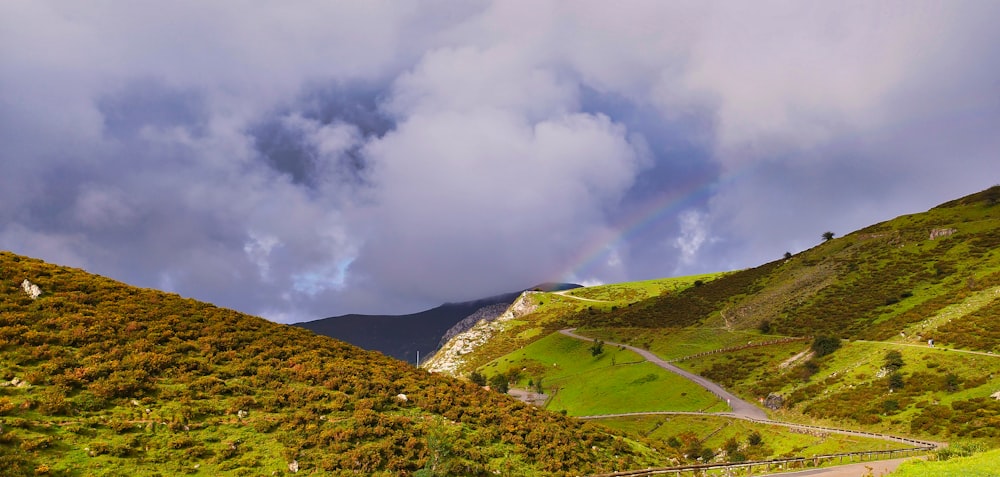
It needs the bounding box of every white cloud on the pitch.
[673,210,709,266]
[1,1,998,322]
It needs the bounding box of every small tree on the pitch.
[723,437,740,456]
[758,320,772,334]
[783,251,792,259]
[822,231,835,242]
[590,339,605,357]
[811,335,841,357]
[883,350,904,373]
[468,371,486,387]
[488,374,509,394]
[700,448,715,462]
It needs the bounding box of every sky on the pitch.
[2,1,998,323]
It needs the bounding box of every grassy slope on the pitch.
[0,252,671,476]
[480,332,724,416]
[458,186,1000,465]
[443,273,727,376]
[891,448,1000,477]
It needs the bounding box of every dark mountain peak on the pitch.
[296,283,581,362]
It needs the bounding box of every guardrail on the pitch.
[589,446,933,476]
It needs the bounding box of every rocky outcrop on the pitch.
[422,292,539,376]
[21,279,41,299]
[929,228,957,240]
[437,303,510,349]
[2,377,30,388]
[763,393,783,410]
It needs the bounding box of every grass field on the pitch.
[891,448,1000,476]
[480,332,723,416]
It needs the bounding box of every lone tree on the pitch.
[590,339,605,357]
[488,374,509,394]
[822,231,836,242]
[811,335,841,357]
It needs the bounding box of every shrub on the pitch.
[38,387,70,416]
[811,336,841,357]
[944,373,961,392]
[488,374,509,394]
[468,371,486,387]
[883,350,904,373]
[889,373,904,391]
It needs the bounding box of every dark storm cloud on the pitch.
[1,1,998,322]
[251,85,392,188]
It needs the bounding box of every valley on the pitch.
[422,186,1000,475]
[1,186,998,475]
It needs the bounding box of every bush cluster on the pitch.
[0,251,656,475]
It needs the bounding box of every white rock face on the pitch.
[422,292,539,376]
[21,279,41,299]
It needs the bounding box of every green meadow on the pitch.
[892,448,1000,477]
[481,332,723,416]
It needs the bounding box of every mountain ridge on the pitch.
[296,283,580,362]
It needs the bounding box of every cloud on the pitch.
[673,210,709,267]
[1,1,998,322]
[356,109,644,303]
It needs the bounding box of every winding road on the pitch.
[558,328,942,450]
[559,328,768,420]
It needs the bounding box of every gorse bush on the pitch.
[0,251,661,476]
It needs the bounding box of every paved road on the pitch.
[559,328,943,477]
[559,328,769,420]
[756,456,921,477]
[559,328,942,449]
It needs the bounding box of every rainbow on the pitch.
[556,167,749,284]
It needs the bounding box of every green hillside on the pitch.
[426,273,726,376]
[446,186,1000,461]
[0,252,670,476]
[892,445,1000,477]
[588,185,1000,340]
